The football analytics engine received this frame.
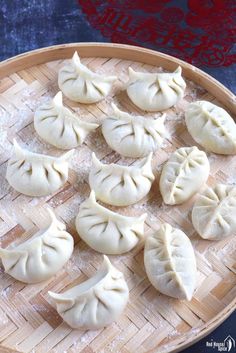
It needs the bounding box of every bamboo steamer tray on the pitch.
[0,43,235,353]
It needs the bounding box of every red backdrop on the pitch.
[79,0,236,67]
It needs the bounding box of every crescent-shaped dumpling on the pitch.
[34,91,99,149]
[6,140,74,197]
[76,190,147,254]
[89,152,155,206]
[0,208,74,283]
[58,52,117,103]
[102,103,166,158]
[126,66,186,111]
[48,255,129,329]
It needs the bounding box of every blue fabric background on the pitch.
[0,1,235,352]
[1,0,235,93]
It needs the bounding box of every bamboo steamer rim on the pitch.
[0,43,235,115]
[0,42,235,353]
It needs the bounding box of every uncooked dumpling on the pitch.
[48,255,129,329]
[192,183,236,240]
[58,52,117,103]
[102,103,166,158]
[159,146,210,205]
[126,66,186,111]
[76,190,147,254]
[34,91,99,149]
[0,208,74,283]
[144,223,197,300]
[89,152,154,206]
[185,100,236,154]
[6,140,73,197]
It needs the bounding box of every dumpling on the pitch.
[126,66,186,112]
[6,140,73,197]
[0,208,74,283]
[159,146,209,205]
[58,51,117,103]
[144,223,197,300]
[102,103,166,158]
[48,255,129,329]
[185,100,236,154]
[89,152,154,206]
[76,190,147,254]
[34,91,99,149]
[192,184,236,240]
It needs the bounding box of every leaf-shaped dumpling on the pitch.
[89,152,154,206]
[6,140,74,197]
[76,190,147,254]
[48,255,129,329]
[34,91,99,149]
[144,223,197,300]
[126,66,186,112]
[159,146,209,205]
[185,100,236,154]
[58,52,117,103]
[102,103,166,158]
[0,209,74,283]
[192,184,236,240]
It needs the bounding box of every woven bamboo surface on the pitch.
[0,44,236,353]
